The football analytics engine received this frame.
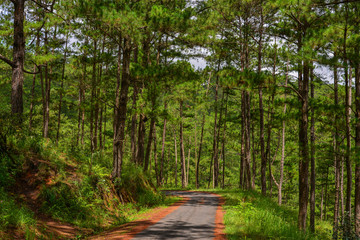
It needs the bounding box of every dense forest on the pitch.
[1,0,360,239]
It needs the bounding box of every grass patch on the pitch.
[0,188,35,231]
[204,189,332,240]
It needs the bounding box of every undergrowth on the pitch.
[0,188,35,230]
[0,132,175,238]
[209,189,332,240]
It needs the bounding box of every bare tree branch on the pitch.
[0,54,16,68]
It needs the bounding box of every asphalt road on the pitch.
[132,191,220,240]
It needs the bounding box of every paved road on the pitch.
[132,191,220,240]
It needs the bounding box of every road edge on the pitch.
[89,196,189,240]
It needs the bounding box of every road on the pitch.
[132,191,222,240]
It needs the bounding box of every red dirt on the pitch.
[89,197,189,240]
[212,193,226,240]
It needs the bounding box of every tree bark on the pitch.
[174,130,178,187]
[56,33,68,144]
[354,50,360,235]
[144,117,155,172]
[43,29,51,139]
[334,66,341,235]
[212,76,219,188]
[222,91,229,189]
[298,60,310,231]
[137,113,146,166]
[278,60,288,205]
[112,38,131,179]
[11,0,25,119]
[29,33,40,130]
[196,73,211,189]
[310,68,316,233]
[180,100,187,188]
[160,102,167,185]
[258,3,266,195]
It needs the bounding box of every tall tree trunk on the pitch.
[29,33,40,130]
[279,60,289,205]
[153,126,159,186]
[298,60,310,231]
[196,73,212,188]
[180,100,187,188]
[130,46,138,162]
[334,66,341,235]
[174,130,178,187]
[130,86,138,162]
[43,29,51,139]
[112,38,131,179]
[144,117,155,172]
[222,91,229,189]
[343,4,352,223]
[310,68,316,233]
[56,33,68,144]
[258,3,266,195]
[160,102,167,185]
[91,39,98,152]
[212,76,219,188]
[354,49,360,235]
[187,138,191,187]
[137,113,146,166]
[11,0,25,119]
[324,167,329,220]
[98,39,105,150]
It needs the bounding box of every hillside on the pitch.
[0,134,170,239]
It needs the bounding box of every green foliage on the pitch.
[0,188,35,230]
[212,189,332,240]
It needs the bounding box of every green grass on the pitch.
[0,188,36,231]
[204,189,332,240]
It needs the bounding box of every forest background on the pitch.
[1,0,360,239]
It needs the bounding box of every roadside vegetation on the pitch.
[216,190,332,240]
[0,131,177,239]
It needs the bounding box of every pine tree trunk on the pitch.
[91,39,98,152]
[196,75,211,188]
[334,66,341,235]
[354,56,360,235]
[144,117,155,172]
[137,113,146,166]
[174,130,178,188]
[43,29,51,139]
[212,76,219,188]
[56,33,68,144]
[310,68,316,233]
[160,102,167,185]
[112,38,131,179]
[343,8,352,223]
[130,86,138,162]
[180,100,187,188]
[187,138,191,187]
[11,0,25,119]
[279,61,288,205]
[29,33,40,130]
[298,61,310,231]
[222,91,229,189]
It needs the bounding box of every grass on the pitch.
[0,188,35,230]
[200,189,332,240]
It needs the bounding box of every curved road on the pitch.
[132,191,222,240]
